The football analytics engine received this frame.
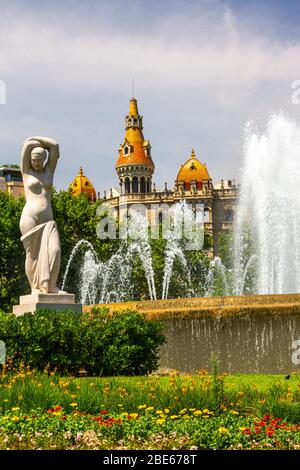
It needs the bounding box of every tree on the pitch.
[52,189,119,296]
[0,192,27,311]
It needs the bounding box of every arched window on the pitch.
[140,177,146,193]
[124,146,129,155]
[225,209,233,222]
[146,179,150,193]
[159,212,163,224]
[125,177,131,194]
[204,207,210,222]
[132,176,138,193]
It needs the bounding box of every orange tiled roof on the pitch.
[176,149,210,189]
[69,167,97,201]
[116,98,155,169]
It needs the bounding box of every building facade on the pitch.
[0,166,24,198]
[103,97,239,256]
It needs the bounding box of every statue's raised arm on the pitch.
[23,136,60,174]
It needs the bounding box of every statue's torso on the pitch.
[20,168,54,235]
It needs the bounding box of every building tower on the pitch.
[116,97,155,194]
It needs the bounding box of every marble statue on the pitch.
[20,136,63,294]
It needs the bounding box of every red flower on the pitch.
[254,426,261,434]
[263,414,271,421]
[100,410,108,415]
[242,428,252,435]
[266,427,274,437]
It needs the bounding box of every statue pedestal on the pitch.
[13,293,82,316]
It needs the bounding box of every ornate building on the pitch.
[104,97,238,255]
[69,96,238,255]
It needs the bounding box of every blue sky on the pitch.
[0,0,300,192]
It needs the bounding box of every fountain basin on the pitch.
[84,293,300,373]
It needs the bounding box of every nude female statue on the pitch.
[20,136,63,294]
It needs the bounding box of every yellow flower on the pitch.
[156,418,165,425]
[18,394,23,401]
[70,403,78,407]
[2,416,9,420]
[230,410,239,415]
[189,408,196,412]
[170,415,178,420]
[218,427,229,434]
[11,416,20,421]
[202,408,210,414]
[179,409,187,414]
[11,407,20,412]
[156,410,164,415]
[183,414,190,420]
[138,404,147,410]
[146,406,154,412]
[194,410,202,416]
[4,399,9,403]
[164,408,170,414]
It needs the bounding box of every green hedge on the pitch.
[0,308,165,376]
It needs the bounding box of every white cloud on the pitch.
[0,0,300,190]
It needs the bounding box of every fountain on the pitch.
[234,113,300,295]
[64,114,300,373]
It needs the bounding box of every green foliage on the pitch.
[0,192,27,311]
[0,308,165,376]
[0,371,300,449]
[0,164,20,169]
[52,189,119,296]
[217,232,234,270]
[0,190,118,309]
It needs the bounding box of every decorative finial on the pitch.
[191,149,195,158]
[79,167,83,176]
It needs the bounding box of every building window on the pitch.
[125,177,131,194]
[132,176,138,193]
[225,209,233,222]
[204,207,210,222]
[140,177,146,193]
[124,146,129,155]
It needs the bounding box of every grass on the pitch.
[0,365,300,449]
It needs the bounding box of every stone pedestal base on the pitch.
[13,293,82,316]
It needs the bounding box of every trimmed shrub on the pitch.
[0,307,165,376]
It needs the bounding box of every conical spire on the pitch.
[129,97,139,116]
[116,97,154,170]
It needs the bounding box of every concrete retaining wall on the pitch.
[84,294,300,373]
